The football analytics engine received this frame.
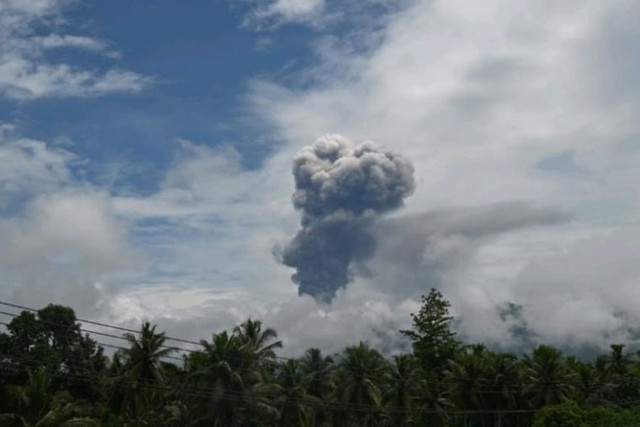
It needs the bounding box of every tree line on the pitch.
[1,290,640,426]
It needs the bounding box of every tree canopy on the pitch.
[2,296,640,426]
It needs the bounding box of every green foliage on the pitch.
[1,367,98,426]
[334,342,388,426]
[0,305,106,400]
[5,298,640,427]
[109,322,176,423]
[533,401,584,427]
[400,288,459,374]
[523,345,577,407]
[533,401,640,427]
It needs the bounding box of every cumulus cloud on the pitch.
[0,190,139,310]
[512,228,640,350]
[0,0,149,100]
[0,124,75,207]
[111,138,297,301]
[0,126,139,318]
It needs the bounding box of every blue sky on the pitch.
[0,1,317,190]
[1,0,640,355]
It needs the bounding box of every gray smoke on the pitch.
[281,134,415,302]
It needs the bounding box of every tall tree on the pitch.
[383,354,421,427]
[276,359,322,427]
[400,288,459,375]
[233,319,282,426]
[0,305,106,400]
[187,325,280,427]
[335,342,387,426]
[447,344,492,427]
[117,322,176,422]
[300,348,335,427]
[523,345,576,408]
[234,318,283,369]
[188,331,246,426]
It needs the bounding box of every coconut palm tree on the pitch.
[234,319,283,368]
[188,326,280,427]
[1,367,98,426]
[233,319,282,426]
[567,357,612,408]
[446,344,492,427]
[485,352,522,427]
[275,359,322,427]
[603,344,640,405]
[300,348,335,427]
[408,369,452,427]
[188,331,247,426]
[335,342,388,426]
[118,322,176,422]
[383,354,421,427]
[522,345,576,408]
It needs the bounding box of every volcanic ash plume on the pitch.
[281,134,415,303]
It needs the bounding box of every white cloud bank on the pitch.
[0,127,140,313]
[238,0,640,353]
[2,0,640,357]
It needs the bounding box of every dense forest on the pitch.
[1,290,640,426]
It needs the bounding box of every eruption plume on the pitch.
[281,134,415,302]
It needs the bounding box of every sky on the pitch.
[1,0,640,357]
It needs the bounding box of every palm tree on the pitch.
[276,359,322,427]
[118,322,176,422]
[300,348,335,426]
[188,327,280,427]
[233,319,282,426]
[1,367,98,426]
[485,352,522,427]
[234,319,283,369]
[121,322,175,384]
[603,344,640,405]
[189,331,247,426]
[412,371,452,427]
[335,342,388,426]
[383,354,421,427]
[522,345,576,408]
[606,344,629,377]
[567,357,612,408]
[446,344,492,427]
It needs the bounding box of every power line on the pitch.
[0,299,636,392]
[0,300,202,346]
[0,300,306,364]
[2,308,593,400]
[0,308,184,362]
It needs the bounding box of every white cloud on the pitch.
[3,0,640,357]
[0,190,140,310]
[0,0,150,100]
[238,0,640,352]
[111,139,298,300]
[99,0,640,354]
[0,127,139,317]
[243,0,326,27]
[0,124,74,206]
[39,0,634,356]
